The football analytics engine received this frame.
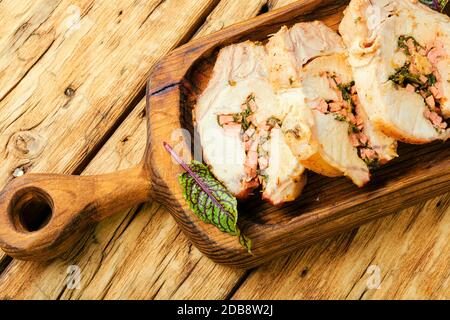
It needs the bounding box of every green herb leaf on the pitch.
[334,114,347,122]
[164,143,252,253]
[178,161,239,235]
[239,233,252,253]
[363,157,380,170]
[428,73,437,86]
[397,35,421,55]
[419,0,448,12]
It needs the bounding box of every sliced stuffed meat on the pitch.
[266,21,346,90]
[268,21,397,168]
[266,22,397,186]
[257,120,307,205]
[195,41,306,204]
[339,0,450,143]
[280,54,371,187]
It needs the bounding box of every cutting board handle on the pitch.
[0,164,152,260]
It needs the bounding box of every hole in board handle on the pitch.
[9,187,53,232]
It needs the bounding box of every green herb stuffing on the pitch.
[335,78,356,113]
[389,64,423,87]
[349,122,361,134]
[266,116,282,128]
[328,75,381,165]
[337,81,354,102]
[390,35,447,133]
[397,35,421,55]
[363,157,380,169]
[428,73,437,86]
[240,108,251,131]
[219,95,255,131]
[334,114,347,122]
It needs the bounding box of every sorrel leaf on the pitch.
[178,161,239,235]
[164,142,252,252]
[420,0,448,12]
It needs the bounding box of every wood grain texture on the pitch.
[0,0,448,300]
[0,164,150,260]
[0,1,64,101]
[0,0,354,267]
[232,195,450,300]
[91,0,450,296]
[0,105,244,300]
[0,0,220,262]
[0,0,269,300]
[145,0,450,268]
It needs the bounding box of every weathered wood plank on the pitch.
[193,0,267,38]
[0,0,220,263]
[148,0,448,268]
[0,0,64,101]
[232,195,450,299]
[268,0,296,10]
[128,0,448,299]
[0,0,269,300]
[0,0,448,300]
[0,103,242,300]
[227,0,449,299]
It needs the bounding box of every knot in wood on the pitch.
[64,87,75,97]
[11,131,45,158]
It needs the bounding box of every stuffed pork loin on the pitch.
[267,22,397,187]
[195,41,306,204]
[266,22,346,90]
[339,0,450,143]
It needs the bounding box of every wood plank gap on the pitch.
[0,38,55,103]
[0,256,12,276]
[74,0,222,175]
[0,0,224,283]
[225,269,254,300]
[176,0,222,46]
[139,0,166,29]
[258,2,270,15]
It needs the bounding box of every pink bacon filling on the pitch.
[217,94,282,191]
[311,72,379,166]
[393,36,449,132]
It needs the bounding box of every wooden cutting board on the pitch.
[0,0,449,268]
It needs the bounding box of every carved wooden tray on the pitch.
[1,0,449,268]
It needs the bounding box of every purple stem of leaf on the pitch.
[163,142,229,216]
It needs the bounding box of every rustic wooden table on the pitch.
[0,0,448,300]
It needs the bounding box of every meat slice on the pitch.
[267,22,393,186]
[261,128,307,205]
[268,22,397,176]
[339,0,450,143]
[280,64,370,187]
[266,21,346,90]
[195,41,306,204]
